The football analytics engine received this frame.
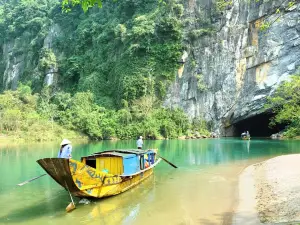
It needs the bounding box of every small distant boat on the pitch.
[241,132,250,140]
[37,149,161,199]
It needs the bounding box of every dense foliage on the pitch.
[0,84,82,141]
[0,84,207,141]
[0,0,211,141]
[0,0,216,96]
[0,0,184,106]
[62,0,106,12]
[0,0,59,90]
[265,75,300,138]
[55,0,183,108]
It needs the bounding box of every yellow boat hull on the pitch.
[37,157,161,198]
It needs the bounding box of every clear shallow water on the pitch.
[0,138,299,225]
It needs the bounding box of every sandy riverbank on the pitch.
[233,154,300,224]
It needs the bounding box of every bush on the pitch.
[189,28,214,40]
[0,84,83,141]
[265,75,300,138]
[0,83,210,141]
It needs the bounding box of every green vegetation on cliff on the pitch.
[0,84,207,141]
[0,0,184,106]
[55,0,184,108]
[0,0,59,90]
[266,75,300,138]
[0,0,211,141]
[0,84,82,141]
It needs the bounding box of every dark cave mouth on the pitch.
[229,113,285,137]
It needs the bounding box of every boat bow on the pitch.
[37,158,82,195]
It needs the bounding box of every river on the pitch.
[0,138,299,225]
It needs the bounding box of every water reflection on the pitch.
[246,140,250,153]
[0,138,300,225]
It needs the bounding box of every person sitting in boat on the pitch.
[136,136,143,149]
[145,160,149,168]
[144,154,150,168]
[57,139,72,158]
[246,131,250,136]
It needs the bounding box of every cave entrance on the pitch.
[228,113,285,137]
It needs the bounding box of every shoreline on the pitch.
[233,154,300,224]
[0,134,218,144]
[0,135,89,147]
[1,132,299,144]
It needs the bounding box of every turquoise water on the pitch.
[0,138,299,225]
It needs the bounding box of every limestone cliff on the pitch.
[1,23,61,91]
[164,0,300,135]
[1,0,299,136]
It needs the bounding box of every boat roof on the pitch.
[95,152,137,159]
[84,149,154,158]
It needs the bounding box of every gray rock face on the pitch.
[1,23,61,90]
[164,0,300,136]
[43,24,61,87]
[2,41,25,90]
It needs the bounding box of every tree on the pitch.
[265,75,300,138]
[62,0,108,12]
[216,0,297,31]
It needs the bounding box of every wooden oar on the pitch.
[157,155,178,168]
[17,174,47,186]
[65,182,76,212]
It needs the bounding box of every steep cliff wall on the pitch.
[1,0,299,136]
[0,1,60,92]
[1,24,60,90]
[164,0,300,135]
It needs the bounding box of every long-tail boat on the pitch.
[37,149,161,199]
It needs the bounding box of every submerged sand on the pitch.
[233,154,300,224]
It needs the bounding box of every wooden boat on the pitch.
[37,149,161,198]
